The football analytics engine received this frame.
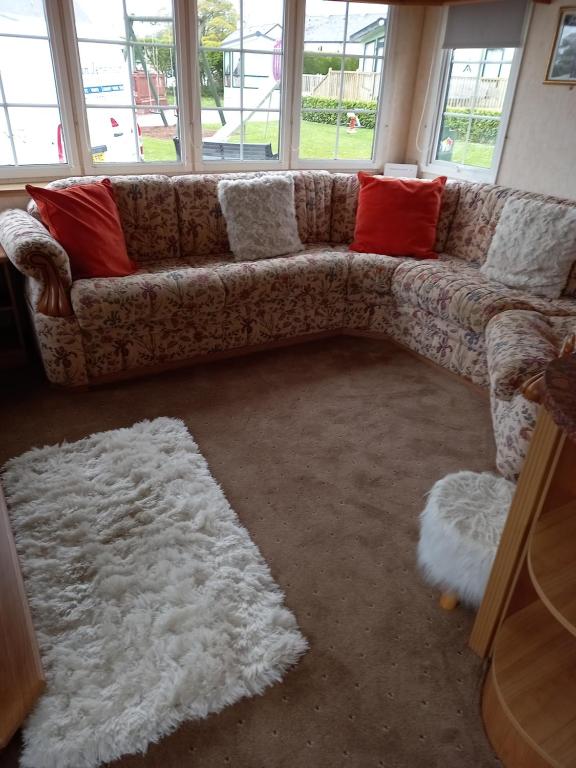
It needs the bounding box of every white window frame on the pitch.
[420,6,530,185]
[0,0,82,180]
[1,0,393,181]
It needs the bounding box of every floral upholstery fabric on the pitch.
[486,310,576,400]
[173,171,334,264]
[434,181,461,253]
[391,255,576,334]
[358,300,488,387]
[27,174,180,265]
[492,395,539,481]
[0,209,72,310]
[330,173,359,245]
[347,252,406,304]
[30,313,89,386]
[486,310,576,480]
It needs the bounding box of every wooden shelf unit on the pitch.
[471,356,576,768]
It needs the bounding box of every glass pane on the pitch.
[72,0,127,41]
[0,37,58,104]
[137,107,178,162]
[8,106,62,164]
[198,0,284,162]
[0,0,48,36]
[436,47,512,169]
[299,112,337,160]
[336,110,375,160]
[0,110,15,165]
[300,0,387,161]
[86,107,139,162]
[78,43,132,106]
[73,0,174,42]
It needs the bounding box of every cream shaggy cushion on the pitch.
[418,471,515,607]
[2,418,307,768]
[480,196,576,298]
[218,174,304,261]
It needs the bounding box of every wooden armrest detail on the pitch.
[27,252,73,317]
[521,333,576,405]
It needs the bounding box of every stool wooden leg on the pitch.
[439,591,459,610]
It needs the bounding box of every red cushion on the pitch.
[350,173,447,259]
[26,179,136,279]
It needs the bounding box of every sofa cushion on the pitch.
[71,262,226,330]
[218,175,303,262]
[330,173,359,245]
[347,252,407,304]
[350,173,446,258]
[480,197,576,299]
[486,310,576,400]
[32,175,180,265]
[213,247,350,306]
[173,171,333,263]
[391,256,576,334]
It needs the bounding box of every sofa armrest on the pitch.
[0,209,72,317]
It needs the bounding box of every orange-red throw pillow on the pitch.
[26,179,135,280]
[350,173,447,259]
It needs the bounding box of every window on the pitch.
[70,0,179,166]
[0,0,68,170]
[0,0,391,178]
[197,0,284,162]
[432,47,516,174]
[299,1,388,163]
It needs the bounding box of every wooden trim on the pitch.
[469,408,565,657]
[482,663,552,768]
[26,252,72,318]
[0,485,45,748]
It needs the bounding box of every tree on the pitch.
[197,0,238,101]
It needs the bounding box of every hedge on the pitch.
[301,96,377,130]
[303,53,359,75]
[442,107,501,145]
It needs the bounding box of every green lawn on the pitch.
[142,119,374,162]
[451,140,494,169]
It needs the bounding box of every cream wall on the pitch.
[497,0,576,198]
[405,2,576,200]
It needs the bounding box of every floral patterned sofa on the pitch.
[1,170,575,479]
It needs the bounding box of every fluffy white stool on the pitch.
[418,471,515,609]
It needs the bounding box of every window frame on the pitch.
[0,0,82,180]
[1,0,393,180]
[420,7,529,185]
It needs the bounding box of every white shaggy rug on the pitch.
[2,418,307,768]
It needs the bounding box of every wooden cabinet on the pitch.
[0,249,27,369]
[0,484,44,747]
[471,356,576,767]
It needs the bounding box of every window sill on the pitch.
[422,161,496,185]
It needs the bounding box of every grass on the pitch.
[451,140,494,169]
[142,123,495,167]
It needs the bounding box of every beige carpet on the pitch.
[0,337,499,768]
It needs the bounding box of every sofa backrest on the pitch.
[443,181,576,296]
[30,174,180,265]
[172,170,334,264]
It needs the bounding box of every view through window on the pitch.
[198,0,284,162]
[300,0,387,161]
[72,0,179,164]
[435,47,515,170]
[0,0,66,166]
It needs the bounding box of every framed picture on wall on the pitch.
[545,7,576,84]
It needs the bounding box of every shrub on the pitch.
[442,107,501,145]
[301,96,377,130]
[303,53,358,75]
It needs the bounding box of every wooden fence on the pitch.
[305,69,380,101]
[446,76,508,111]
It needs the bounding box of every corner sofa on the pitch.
[1,170,575,482]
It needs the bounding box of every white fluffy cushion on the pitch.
[480,196,576,298]
[218,175,304,261]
